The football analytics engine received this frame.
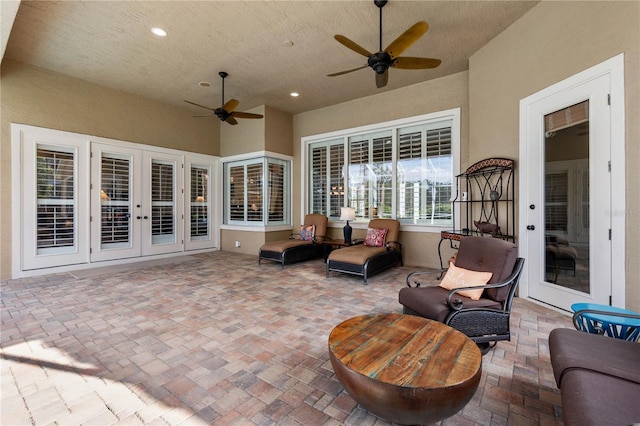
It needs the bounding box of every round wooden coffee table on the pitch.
[328,313,482,425]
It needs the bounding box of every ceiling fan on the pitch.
[184,72,263,125]
[327,0,441,88]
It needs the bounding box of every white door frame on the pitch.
[518,53,626,308]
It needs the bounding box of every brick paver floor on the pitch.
[1,251,571,425]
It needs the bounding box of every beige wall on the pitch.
[469,1,640,309]
[265,106,293,156]
[220,105,265,157]
[0,60,219,279]
[292,71,470,269]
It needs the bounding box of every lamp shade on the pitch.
[340,207,356,221]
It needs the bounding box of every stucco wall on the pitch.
[292,71,470,269]
[0,60,219,279]
[469,1,640,309]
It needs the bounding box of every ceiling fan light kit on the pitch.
[328,0,441,88]
[184,71,264,125]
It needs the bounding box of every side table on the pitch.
[571,302,640,342]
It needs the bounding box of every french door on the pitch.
[520,56,625,311]
[91,144,183,261]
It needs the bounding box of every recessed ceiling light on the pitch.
[290,92,299,97]
[199,82,211,87]
[151,27,168,37]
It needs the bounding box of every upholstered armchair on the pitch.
[399,236,524,353]
[326,218,402,284]
[258,214,328,267]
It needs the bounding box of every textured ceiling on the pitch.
[4,0,538,115]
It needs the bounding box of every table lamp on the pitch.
[340,207,356,244]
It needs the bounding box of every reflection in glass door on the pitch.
[544,101,590,293]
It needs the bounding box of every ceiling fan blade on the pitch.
[392,56,441,69]
[327,64,369,77]
[192,114,214,118]
[226,116,239,125]
[184,100,215,111]
[231,111,264,119]
[334,35,372,57]
[223,99,239,113]
[384,21,428,58]
[376,69,389,88]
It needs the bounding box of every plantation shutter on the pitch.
[100,154,132,247]
[190,165,209,239]
[151,160,175,243]
[36,147,76,253]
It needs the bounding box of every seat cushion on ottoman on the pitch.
[559,369,640,426]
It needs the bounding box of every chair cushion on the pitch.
[439,262,492,300]
[327,245,387,264]
[364,227,387,247]
[260,239,313,253]
[399,286,501,322]
[368,219,400,243]
[559,368,640,426]
[304,214,328,241]
[455,237,517,302]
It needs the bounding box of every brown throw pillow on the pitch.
[439,262,493,300]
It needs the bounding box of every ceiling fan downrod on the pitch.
[375,0,387,51]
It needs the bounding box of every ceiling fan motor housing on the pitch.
[368,51,393,74]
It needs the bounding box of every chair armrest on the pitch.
[352,239,365,245]
[406,269,445,288]
[386,240,402,252]
[313,234,327,244]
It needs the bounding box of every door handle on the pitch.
[143,216,149,220]
[136,216,142,220]
[527,225,535,230]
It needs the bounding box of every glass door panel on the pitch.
[142,151,182,255]
[544,108,590,293]
[91,144,141,262]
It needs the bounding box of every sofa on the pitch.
[548,328,640,425]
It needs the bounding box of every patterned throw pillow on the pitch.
[364,227,388,247]
[438,262,493,300]
[300,225,315,241]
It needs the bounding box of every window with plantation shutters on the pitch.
[247,163,263,222]
[36,147,76,253]
[224,156,290,226]
[151,160,175,244]
[305,110,458,228]
[310,145,327,215]
[100,154,132,248]
[190,165,209,240]
[329,144,345,218]
[268,162,285,222]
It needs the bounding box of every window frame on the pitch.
[301,109,461,233]
[221,151,293,230]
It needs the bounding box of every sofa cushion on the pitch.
[300,224,315,241]
[559,368,640,426]
[399,286,501,322]
[549,328,640,387]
